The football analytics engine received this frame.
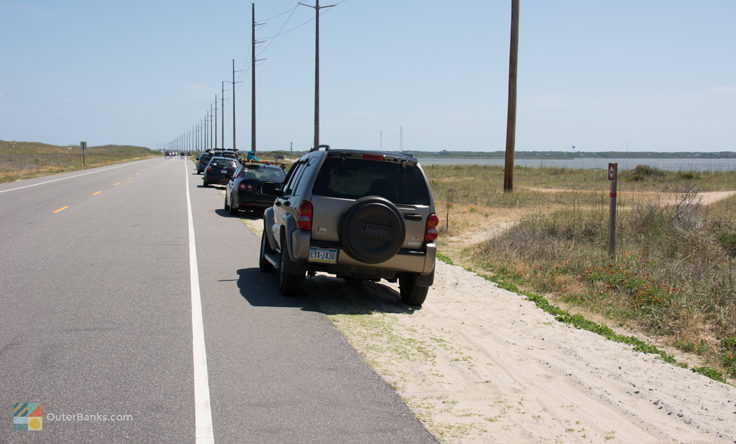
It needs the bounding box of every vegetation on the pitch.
[0,140,160,183]
[422,164,736,381]
[402,150,736,159]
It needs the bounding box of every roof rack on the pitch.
[309,144,330,153]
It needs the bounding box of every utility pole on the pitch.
[214,94,218,150]
[210,105,214,149]
[300,0,335,149]
[251,3,257,154]
[503,0,520,192]
[232,59,237,150]
[221,81,225,150]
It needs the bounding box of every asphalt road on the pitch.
[0,158,435,443]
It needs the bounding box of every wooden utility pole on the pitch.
[251,3,257,154]
[503,0,520,192]
[300,0,335,149]
[232,59,237,150]
[221,82,225,149]
[214,94,218,149]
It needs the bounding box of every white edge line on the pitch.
[185,161,215,443]
[0,160,149,194]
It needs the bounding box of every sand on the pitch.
[238,195,735,444]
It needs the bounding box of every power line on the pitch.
[259,2,300,22]
[259,0,346,43]
[257,4,299,56]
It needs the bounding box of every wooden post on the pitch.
[445,188,452,233]
[608,163,618,258]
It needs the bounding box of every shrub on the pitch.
[627,164,666,182]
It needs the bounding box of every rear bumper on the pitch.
[235,192,276,209]
[290,230,436,278]
[204,175,229,185]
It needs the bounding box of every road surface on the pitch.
[0,158,435,443]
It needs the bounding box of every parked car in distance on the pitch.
[259,145,438,306]
[197,149,239,174]
[225,163,287,215]
[202,156,239,187]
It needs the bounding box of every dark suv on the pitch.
[259,146,438,306]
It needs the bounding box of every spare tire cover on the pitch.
[339,196,406,264]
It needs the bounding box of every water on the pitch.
[417,157,736,172]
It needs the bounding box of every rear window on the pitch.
[210,159,237,168]
[312,157,430,205]
[243,166,286,182]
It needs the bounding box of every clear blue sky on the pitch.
[1,0,734,152]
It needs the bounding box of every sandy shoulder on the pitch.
[325,262,735,443]
[240,216,735,444]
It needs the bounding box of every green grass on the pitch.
[0,140,160,183]
[468,191,735,382]
[423,164,736,209]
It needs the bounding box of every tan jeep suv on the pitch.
[259,146,438,306]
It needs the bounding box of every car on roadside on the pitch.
[197,149,239,174]
[202,156,239,187]
[259,145,438,306]
[225,163,287,215]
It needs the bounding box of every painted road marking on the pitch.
[113,182,121,186]
[127,177,132,180]
[0,161,149,194]
[52,206,69,213]
[184,161,215,443]
[93,191,102,196]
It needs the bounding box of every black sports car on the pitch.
[225,163,286,214]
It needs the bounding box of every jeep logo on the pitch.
[359,223,391,241]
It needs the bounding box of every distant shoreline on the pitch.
[401,150,736,159]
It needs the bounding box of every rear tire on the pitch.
[259,230,276,272]
[399,274,429,307]
[224,195,230,211]
[278,234,304,296]
[203,180,209,187]
[228,196,238,216]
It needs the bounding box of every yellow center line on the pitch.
[52,206,70,213]
[113,182,121,186]
[93,191,102,196]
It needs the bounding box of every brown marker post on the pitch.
[80,141,87,167]
[608,163,618,258]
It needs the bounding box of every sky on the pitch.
[0,0,734,152]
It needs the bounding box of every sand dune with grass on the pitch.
[240,201,735,444]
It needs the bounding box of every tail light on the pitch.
[425,213,439,242]
[297,201,313,231]
[239,183,254,191]
[207,167,213,173]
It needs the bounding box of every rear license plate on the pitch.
[308,247,338,264]
[220,169,228,174]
